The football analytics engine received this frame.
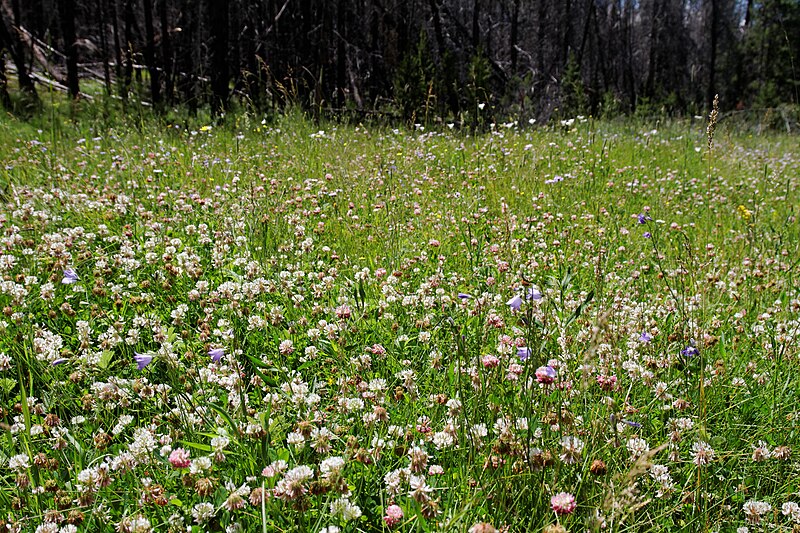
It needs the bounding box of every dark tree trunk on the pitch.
[0,49,11,109]
[744,0,753,28]
[428,0,446,58]
[176,0,198,114]
[335,0,346,106]
[645,0,661,97]
[123,0,134,100]
[707,0,718,109]
[622,0,636,109]
[57,0,80,99]
[143,0,161,106]
[510,0,519,74]
[110,0,124,98]
[561,0,572,68]
[29,0,44,38]
[472,0,480,50]
[0,7,38,100]
[577,0,595,67]
[10,0,20,26]
[97,0,112,94]
[536,0,546,76]
[208,0,230,115]
[735,0,753,103]
[159,0,174,103]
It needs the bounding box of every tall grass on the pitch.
[0,109,798,532]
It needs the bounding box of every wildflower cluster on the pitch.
[0,117,797,532]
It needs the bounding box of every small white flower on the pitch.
[9,453,30,471]
[192,502,215,523]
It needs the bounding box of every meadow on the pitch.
[0,110,798,533]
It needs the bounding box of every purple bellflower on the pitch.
[209,348,225,363]
[61,268,79,284]
[507,295,523,311]
[134,352,154,370]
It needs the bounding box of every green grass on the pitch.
[0,109,798,533]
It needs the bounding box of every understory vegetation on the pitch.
[0,110,798,532]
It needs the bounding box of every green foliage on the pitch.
[393,32,437,123]
[466,48,492,125]
[560,51,587,118]
[0,111,798,532]
[741,0,800,106]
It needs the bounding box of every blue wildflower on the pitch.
[134,352,154,370]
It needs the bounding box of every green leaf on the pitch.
[97,350,113,370]
[181,440,212,453]
[565,290,594,328]
[206,401,240,437]
[0,378,16,394]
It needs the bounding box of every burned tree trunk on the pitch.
[57,0,80,99]
[208,0,229,115]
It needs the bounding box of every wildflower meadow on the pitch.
[0,111,798,533]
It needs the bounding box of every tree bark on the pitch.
[0,6,37,100]
[159,0,174,103]
[97,0,112,94]
[123,0,134,100]
[208,0,230,115]
[707,0,718,109]
[428,0,446,58]
[0,47,11,109]
[536,0,546,77]
[57,0,80,99]
[109,0,124,98]
[336,0,347,106]
[143,0,161,106]
[510,0,519,75]
[472,0,480,50]
[645,0,661,98]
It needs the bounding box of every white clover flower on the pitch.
[192,502,215,524]
[432,431,455,450]
[287,431,305,449]
[627,437,650,459]
[559,436,584,464]
[330,496,362,521]
[692,441,715,466]
[782,501,800,523]
[9,453,30,471]
[320,456,346,479]
[743,500,771,524]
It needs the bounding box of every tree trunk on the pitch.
[143,0,161,106]
[58,0,80,99]
[577,0,595,67]
[159,0,174,103]
[335,0,346,106]
[510,0,519,74]
[109,0,124,98]
[97,0,112,94]
[536,0,546,76]
[29,0,44,39]
[561,0,572,68]
[208,0,230,115]
[123,0,134,100]
[10,0,20,26]
[472,0,480,50]
[0,7,38,100]
[645,0,661,98]
[176,0,198,114]
[622,0,636,109]
[707,0,718,109]
[428,0,446,58]
[0,48,11,109]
